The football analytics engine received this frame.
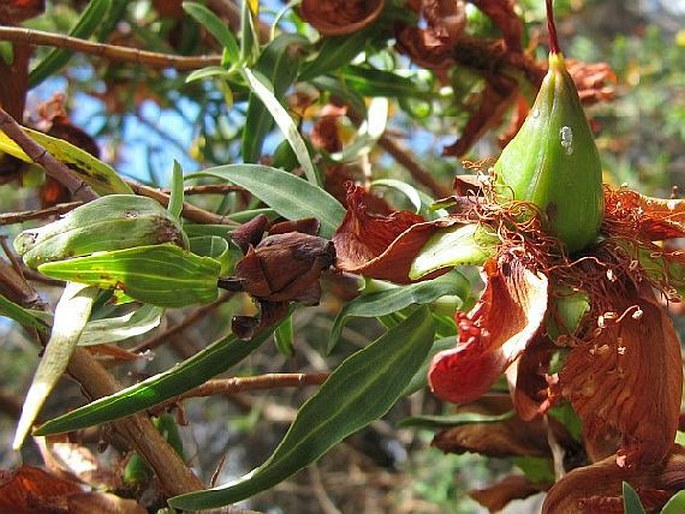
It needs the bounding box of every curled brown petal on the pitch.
[559,284,683,468]
[428,257,549,404]
[299,0,384,36]
[542,445,685,513]
[332,184,453,283]
[470,475,548,512]
[432,394,551,458]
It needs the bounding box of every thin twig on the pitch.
[161,184,244,196]
[152,372,329,415]
[0,26,221,70]
[0,201,83,226]
[126,180,239,226]
[179,372,330,398]
[0,106,98,201]
[131,293,233,353]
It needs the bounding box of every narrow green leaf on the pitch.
[168,161,185,221]
[78,305,163,346]
[0,127,131,195]
[14,283,98,449]
[242,34,308,163]
[0,293,50,332]
[399,411,514,429]
[410,224,497,280]
[169,307,435,510]
[29,0,111,87]
[240,0,258,64]
[242,68,319,185]
[661,491,685,514]
[511,456,554,485]
[341,66,432,99]
[299,31,369,81]
[34,324,279,436]
[310,76,367,117]
[37,244,220,308]
[189,164,345,239]
[329,269,469,353]
[623,482,647,514]
[183,1,240,62]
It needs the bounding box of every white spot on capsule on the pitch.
[560,126,573,155]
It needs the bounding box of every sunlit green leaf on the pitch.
[328,269,470,353]
[661,490,685,514]
[183,1,240,63]
[0,293,51,332]
[189,164,345,239]
[13,283,97,449]
[398,410,514,429]
[0,127,131,195]
[78,305,163,346]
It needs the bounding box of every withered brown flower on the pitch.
[299,0,384,36]
[226,215,335,339]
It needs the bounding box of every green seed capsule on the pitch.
[494,52,604,254]
[15,195,188,268]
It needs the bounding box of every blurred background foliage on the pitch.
[0,0,683,513]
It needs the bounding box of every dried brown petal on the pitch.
[269,218,320,236]
[299,0,384,36]
[432,394,551,458]
[542,445,685,514]
[470,475,548,512]
[567,60,617,106]
[604,188,685,241]
[333,184,452,283]
[230,214,270,254]
[559,284,683,467]
[421,0,466,46]
[394,25,456,69]
[429,257,549,404]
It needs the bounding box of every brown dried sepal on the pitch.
[470,475,549,512]
[299,0,384,36]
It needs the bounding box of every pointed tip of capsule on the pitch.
[546,0,561,55]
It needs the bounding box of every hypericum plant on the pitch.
[2,0,683,512]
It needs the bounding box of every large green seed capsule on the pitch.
[15,195,188,268]
[494,52,604,254]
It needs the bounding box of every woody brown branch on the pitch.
[0,201,83,226]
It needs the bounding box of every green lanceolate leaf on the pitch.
[274,314,295,358]
[402,336,456,396]
[13,283,98,449]
[494,50,604,254]
[168,161,185,221]
[410,223,497,280]
[0,127,131,195]
[190,164,345,239]
[398,410,514,429]
[0,293,50,332]
[623,482,647,514]
[299,31,370,81]
[34,324,279,436]
[340,66,432,100]
[77,305,163,346]
[183,1,240,63]
[168,307,435,510]
[242,34,308,164]
[328,269,470,353]
[29,0,111,87]
[242,67,319,185]
[15,195,187,268]
[37,244,220,308]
